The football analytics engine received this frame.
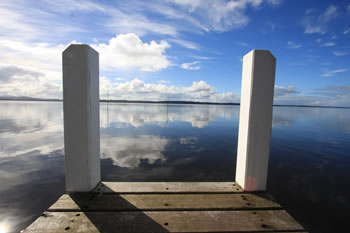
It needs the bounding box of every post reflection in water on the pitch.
[0,101,350,232]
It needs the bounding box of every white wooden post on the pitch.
[235,50,276,192]
[63,44,101,192]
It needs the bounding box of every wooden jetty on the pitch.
[22,46,306,232]
[24,182,306,232]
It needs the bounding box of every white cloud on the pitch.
[321,42,335,47]
[93,33,171,72]
[0,65,43,83]
[101,78,237,103]
[348,4,350,13]
[0,39,65,80]
[164,0,269,32]
[105,0,257,37]
[0,33,172,99]
[106,7,178,37]
[0,0,86,41]
[185,80,215,92]
[321,69,347,77]
[0,65,61,98]
[300,5,338,34]
[287,41,301,49]
[169,38,199,50]
[180,61,200,70]
[41,0,106,13]
[187,55,211,60]
[0,39,66,98]
[0,33,236,102]
[333,51,347,56]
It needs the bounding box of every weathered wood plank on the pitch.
[49,193,280,211]
[95,182,243,193]
[24,210,304,233]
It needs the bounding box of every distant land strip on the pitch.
[0,96,349,109]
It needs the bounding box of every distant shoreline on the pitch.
[0,98,349,109]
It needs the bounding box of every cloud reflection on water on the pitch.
[100,135,168,168]
[1,101,350,233]
[100,103,237,128]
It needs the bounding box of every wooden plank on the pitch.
[49,193,281,211]
[23,210,304,233]
[95,182,243,193]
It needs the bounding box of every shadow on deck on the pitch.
[23,182,307,233]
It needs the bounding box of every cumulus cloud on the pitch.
[0,34,236,102]
[287,41,301,49]
[100,78,237,103]
[0,64,61,98]
[321,69,347,77]
[180,61,200,70]
[0,39,66,85]
[300,5,338,34]
[0,65,43,83]
[93,33,171,72]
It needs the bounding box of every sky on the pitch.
[0,0,349,106]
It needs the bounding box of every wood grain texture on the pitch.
[49,193,281,211]
[95,182,243,193]
[24,210,304,233]
[24,182,306,232]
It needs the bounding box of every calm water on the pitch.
[0,101,350,233]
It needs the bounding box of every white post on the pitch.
[235,50,276,192]
[63,44,101,192]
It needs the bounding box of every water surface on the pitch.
[0,101,349,232]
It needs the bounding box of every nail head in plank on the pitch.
[96,182,243,193]
[49,193,281,211]
[23,210,304,233]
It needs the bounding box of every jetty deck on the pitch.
[23,182,307,232]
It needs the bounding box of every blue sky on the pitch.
[0,0,349,106]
